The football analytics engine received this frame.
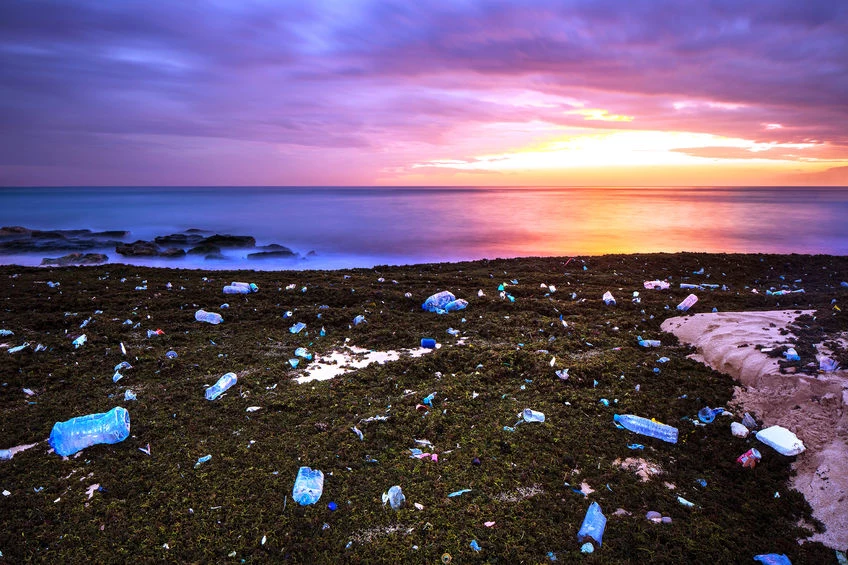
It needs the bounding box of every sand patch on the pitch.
[296,345,433,384]
[613,457,663,482]
[662,310,848,549]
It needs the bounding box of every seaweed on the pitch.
[0,253,844,563]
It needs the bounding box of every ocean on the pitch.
[1,186,846,270]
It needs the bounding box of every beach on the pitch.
[0,253,845,563]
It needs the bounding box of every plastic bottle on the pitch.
[422,291,456,312]
[577,502,606,547]
[421,338,437,349]
[522,409,545,423]
[784,348,800,361]
[48,406,131,457]
[677,293,698,312]
[205,372,237,400]
[444,299,468,312]
[613,414,678,444]
[753,554,792,565]
[697,407,724,424]
[223,284,250,294]
[292,466,324,505]
[602,291,616,305]
[195,309,223,324]
[637,336,661,347]
[384,485,405,510]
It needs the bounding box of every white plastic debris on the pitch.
[730,422,750,438]
[756,425,806,456]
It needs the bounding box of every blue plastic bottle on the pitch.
[292,466,324,505]
[577,502,606,547]
[614,414,678,444]
[205,372,237,401]
[48,406,130,457]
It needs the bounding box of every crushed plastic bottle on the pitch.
[753,553,792,565]
[602,291,616,305]
[353,315,366,326]
[205,372,237,401]
[294,347,312,360]
[784,348,800,361]
[422,291,456,313]
[697,407,724,424]
[292,466,324,505]
[383,485,405,510]
[48,406,131,457]
[677,293,698,312]
[522,408,545,423]
[195,310,223,325]
[289,322,306,334]
[613,414,678,444]
[72,334,87,348]
[637,336,661,347]
[577,501,606,548]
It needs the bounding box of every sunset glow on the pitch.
[1,1,846,186]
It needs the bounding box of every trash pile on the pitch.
[0,253,845,562]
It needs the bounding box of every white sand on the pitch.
[296,345,434,384]
[662,310,848,549]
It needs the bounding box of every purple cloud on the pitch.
[0,0,846,185]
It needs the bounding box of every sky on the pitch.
[1,0,847,187]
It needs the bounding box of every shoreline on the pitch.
[1,252,846,562]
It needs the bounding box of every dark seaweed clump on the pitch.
[0,253,845,564]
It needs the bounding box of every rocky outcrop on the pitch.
[201,234,256,248]
[115,240,160,257]
[248,244,297,259]
[154,233,205,246]
[187,244,222,256]
[0,226,125,253]
[160,247,187,258]
[41,253,109,266]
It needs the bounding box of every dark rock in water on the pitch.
[188,244,221,256]
[0,226,126,254]
[204,252,227,260]
[41,253,109,266]
[92,230,129,239]
[256,243,290,251]
[201,234,256,248]
[185,228,209,234]
[154,233,204,246]
[307,250,317,257]
[248,248,298,259]
[0,226,32,237]
[116,240,160,257]
[160,247,187,258]
[0,238,120,253]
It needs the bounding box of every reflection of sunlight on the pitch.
[412,130,820,171]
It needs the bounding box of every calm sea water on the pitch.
[1,186,846,270]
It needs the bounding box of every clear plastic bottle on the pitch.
[195,309,223,324]
[205,372,237,400]
[613,414,678,444]
[522,409,545,423]
[422,291,456,312]
[577,502,606,547]
[48,406,131,457]
[292,466,324,505]
[637,336,661,347]
[677,293,699,312]
[384,485,405,510]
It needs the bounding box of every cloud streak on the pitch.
[0,0,846,185]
